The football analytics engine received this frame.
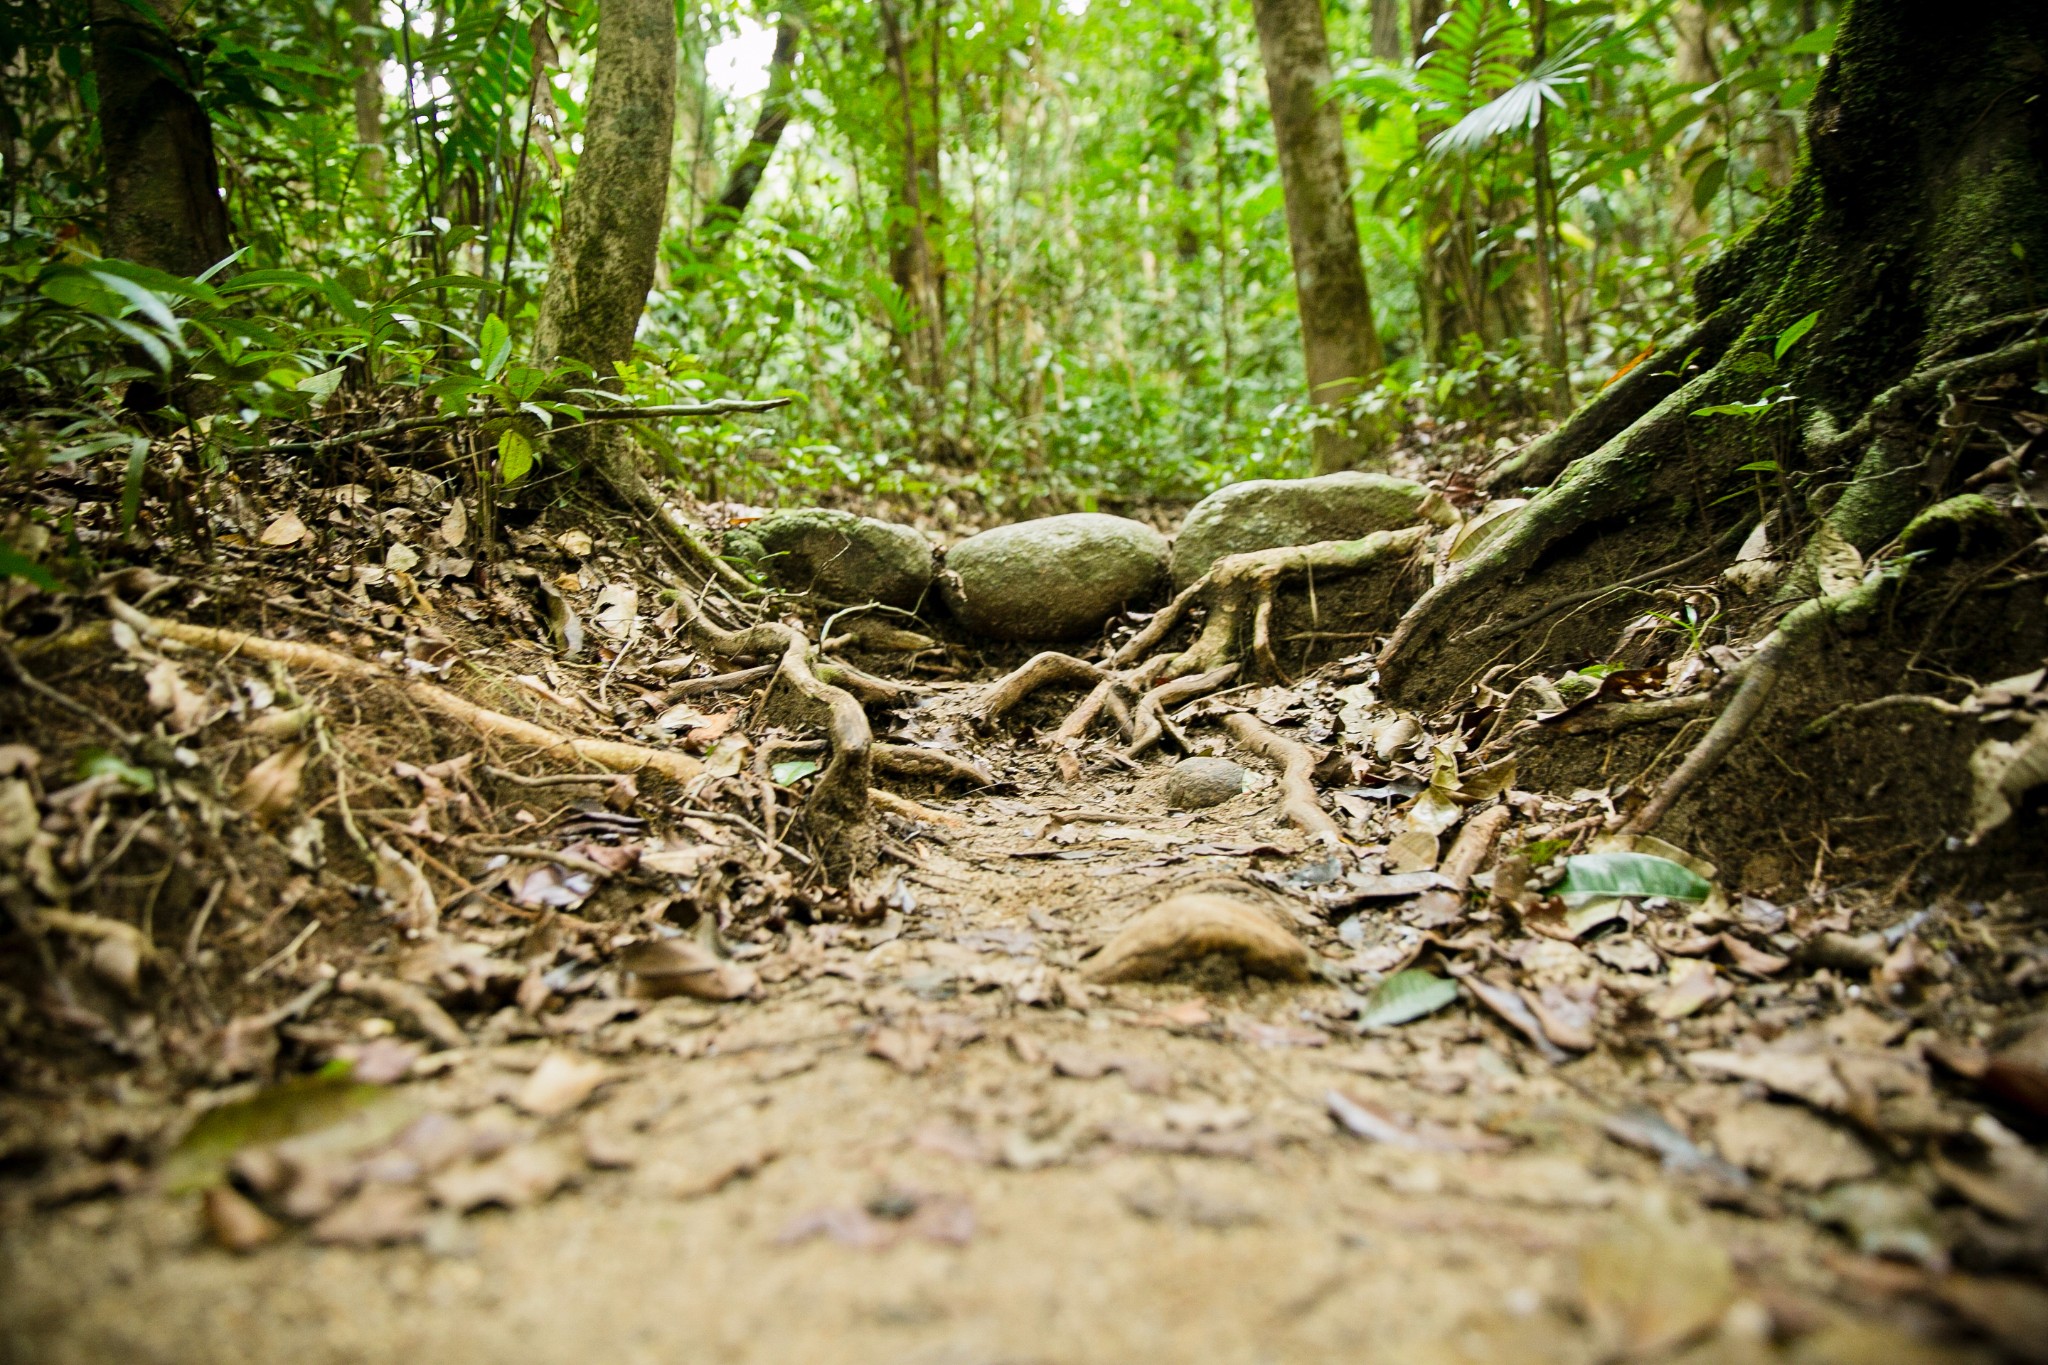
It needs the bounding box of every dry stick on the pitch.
[1799,691,1973,739]
[245,397,794,457]
[1126,663,1239,759]
[482,765,620,788]
[654,663,776,696]
[338,970,469,1050]
[108,599,703,786]
[976,651,1109,727]
[672,595,874,880]
[1220,711,1342,845]
[469,843,620,879]
[1440,805,1512,892]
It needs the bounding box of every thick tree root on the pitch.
[1622,571,1896,836]
[1125,664,1238,759]
[1121,528,1430,683]
[974,653,1108,729]
[1220,712,1341,846]
[674,596,876,881]
[104,601,704,784]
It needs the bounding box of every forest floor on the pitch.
[1,455,2045,1365]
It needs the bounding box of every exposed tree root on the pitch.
[1122,528,1430,683]
[1622,572,1895,836]
[1126,664,1238,759]
[975,653,1109,729]
[672,596,876,882]
[873,745,996,789]
[102,601,704,785]
[1220,711,1341,845]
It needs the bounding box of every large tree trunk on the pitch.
[691,18,800,269]
[879,0,948,407]
[1375,0,2048,861]
[531,0,676,497]
[1250,0,1385,474]
[89,0,231,276]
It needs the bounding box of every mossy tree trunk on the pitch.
[1383,0,2048,704]
[530,0,676,501]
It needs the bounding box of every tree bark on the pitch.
[1369,0,1403,61]
[89,0,232,276]
[879,0,947,402]
[1250,0,1385,473]
[692,18,800,268]
[347,0,387,214]
[531,0,676,495]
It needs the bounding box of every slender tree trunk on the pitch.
[879,0,947,406]
[531,0,676,494]
[89,0,231,276]
[347,0,387,216]
[1529,0,1572,410]
[1369,0,1403,60]
[1249,0,1385,472]
[692,18,800,267]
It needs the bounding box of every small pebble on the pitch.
[1160,757,1249,810]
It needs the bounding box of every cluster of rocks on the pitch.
[725,471,1445,643]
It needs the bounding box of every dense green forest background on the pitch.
[3,0,1832,521]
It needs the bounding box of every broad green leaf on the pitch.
[296,366,345,402]
[162,1065,413,1192]
[771,758,820,785]
[1555,852,1711,905]
[1773,311,1820,361]
[498,428,534,485]
[0,541,59,591]
[77,748,155,793]
[479,314,511,380]
[1357,969,1460,1029]
[1692,400,1774,419]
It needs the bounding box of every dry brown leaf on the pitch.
[259,510,310,547]
[309,1184,428,1246]
[514,1053,612,1118]
[235,743,309,824]
[1712,1103,1876,1190]
[429,1142,575,1212]
[619,938,759,1001]
[1968,714,2048,842]
[439,498,468,548]
[371,841,438,933]
[202,1185,281,1253]
[1080,893,1312,984]
[144,657,209,733]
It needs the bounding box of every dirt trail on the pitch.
[0,725,2014,1365]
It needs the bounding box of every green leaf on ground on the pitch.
[1556,851,1711,905]
[1774,310,1820,360]
[771,759,820,785]
[1357,969,1461,1029]
[162,1065,411,1193]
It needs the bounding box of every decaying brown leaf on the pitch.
[1577,1207,1737,1359]
[1080,893,1313,984]
[619,938,759,1001]
[514,1053,613,1118]
[235,743,309,824]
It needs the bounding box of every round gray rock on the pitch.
[727,508,934,608]
[1160,757,1251,810]
[1170,472,1450,588]
[942,513,1168,641]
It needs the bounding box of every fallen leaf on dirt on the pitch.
[868,1024,936,1074]
[234,743,309,824]
[1556,851,1711,904]
[1929,1117,2048,1225]
[1967,714,2048,842]
[1081,893,1312,984]
[1356,969,1460,1029]
[372,841,438,933]
[1577,1209,1737,1359]
[1645,960,1730,1020]
[429,1142,575,1212]
[592,581,638,637]
[653,1146,779,1199]
[514,1053,613,1118]
[203,1184,281,1252]
[144,658,209,733]
[1714,1103,1877,1190]
[164,1070,411,1193]
[259,510,310,547]
[309,1184,428,1246]
[556,529,593,559]
[1690,1047,1851,1112]
[439,498,468,548]
[620,938,759,1001]
[1458,971,1567,1064]
[1808,1181,1948,1270]
[332,1038,422,1085]
[1325,1090,1508,1152]
[1383,829,1440,873]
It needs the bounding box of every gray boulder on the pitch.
[726,508,934,608]
[942,513,1168,641]
[1170,472,1451,588]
